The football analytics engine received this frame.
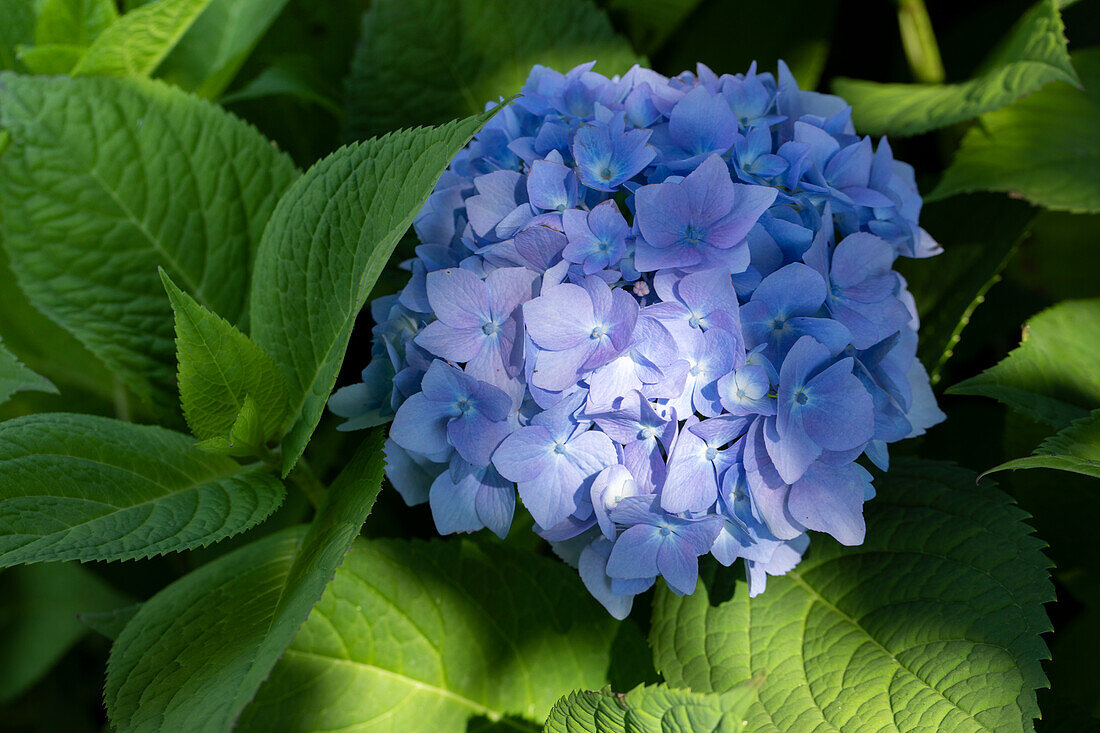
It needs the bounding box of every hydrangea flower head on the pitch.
[333,60,945,618]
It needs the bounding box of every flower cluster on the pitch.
[331,61,945,618]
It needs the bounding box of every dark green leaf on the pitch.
[238,537,621,732]
[0,337,56,408]
[33,0,116,46]
[931,48,1100,214]
[0,413,285,566]
[598,0,702,55]
[161,270,290,445]
[105,430,387,733]
[78,602,142,641]
[250,109,497,476]
[16,42,86,73]
[0,563,128,703]
[345,0,642,139]
[948,299,1100,427]
[0,74,297,411]
[896,194,1035,383]
[650,459,1053,732]
[833,0,1079,136]
[985,409,1100,479]
[0,0,36,71]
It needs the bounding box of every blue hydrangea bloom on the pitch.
[333,60,945,619]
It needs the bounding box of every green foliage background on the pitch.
[0,0,1097,730]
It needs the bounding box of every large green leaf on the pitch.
[833,0,1079,136]
[105,431,386,733]
[930,48,1100,214]
[654,0,838,91]
[545,680,761,733]
[237,537,621,732]
[0,413,285,566]
[0,74,297,411]
[155,0,292,98]
[0,562,128,703]
[70,0,212,77]
[896,194,1035,383]
[345,0,642,139]
[250,109,496,476]
[649,459,1053,733]
[161,271,289,447]
[0,0,36,71]
[0,337,56,408]
[985,409,1100,479]
[948,299,1100,428]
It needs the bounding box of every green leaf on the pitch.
[78,602,142,641]
[895,194,1035,383]
[0,337,56,408]
[34,0,117,46]
[930,48,1100,214]
[70,0,212,77]
[0,413,285,566]
[250,109,496,476]
[598,0,702,55]
[0,0,36,71]
[345,0,643,139]
[161,270,290,445]
[154,0,292,98]
[544,679,762,733]
[655,0,838,91]
[833,0,1079,136]
[0,73,298,412]
[103,431,385,730]
[0,562,128,703]
[192,395,266,457]
[948,299,1100,427]
[649,459,1053,733]
[16,42,86,74]
[220,61,342,115]
[985,409,1100,479]
[105,430,387,733]
[237,537,621,732]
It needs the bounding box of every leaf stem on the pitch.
[896,0,945,84]
[287,458,326,510]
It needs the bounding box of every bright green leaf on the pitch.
[154,0,292,98]
[162,270,290,445]
[0,562,128,703]
[16,42,86,73]
[598,0,702,55]
[948,299,1100,427]
[833,0,1079,136]
[649,459,1053,733]
[192,395,266,457]
[70,0,212,77]
[545,679,761,733]
[930,48,1100,214]
[237,537,621,732]
[345,0,643,139]
[0,74,298,412]
[895,194,1035,383]
[104,430,386,733]
[34,0,117,46]
[0,337,56,408]
[656,0,838,91]
[0,0,36,71]
[985,409,1100,479]
[250,108,496,476]
[0,413,285,566]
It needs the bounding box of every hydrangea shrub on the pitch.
[331,61,946,617]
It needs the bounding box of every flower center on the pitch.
[796,392,808,405]
[705,446,719,461]
[590,325,607,339]
[456,398,472,414]
[658,525,672,537]
[599,166,614,181]
[481,321,498,335]
[688,314,701,328]
[684,224,703,246]
[773,318,786,331]
[553,442,567,454]
[736,388,746,399]
[597,240,610,252]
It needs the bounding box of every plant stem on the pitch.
[896,0,945,84]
